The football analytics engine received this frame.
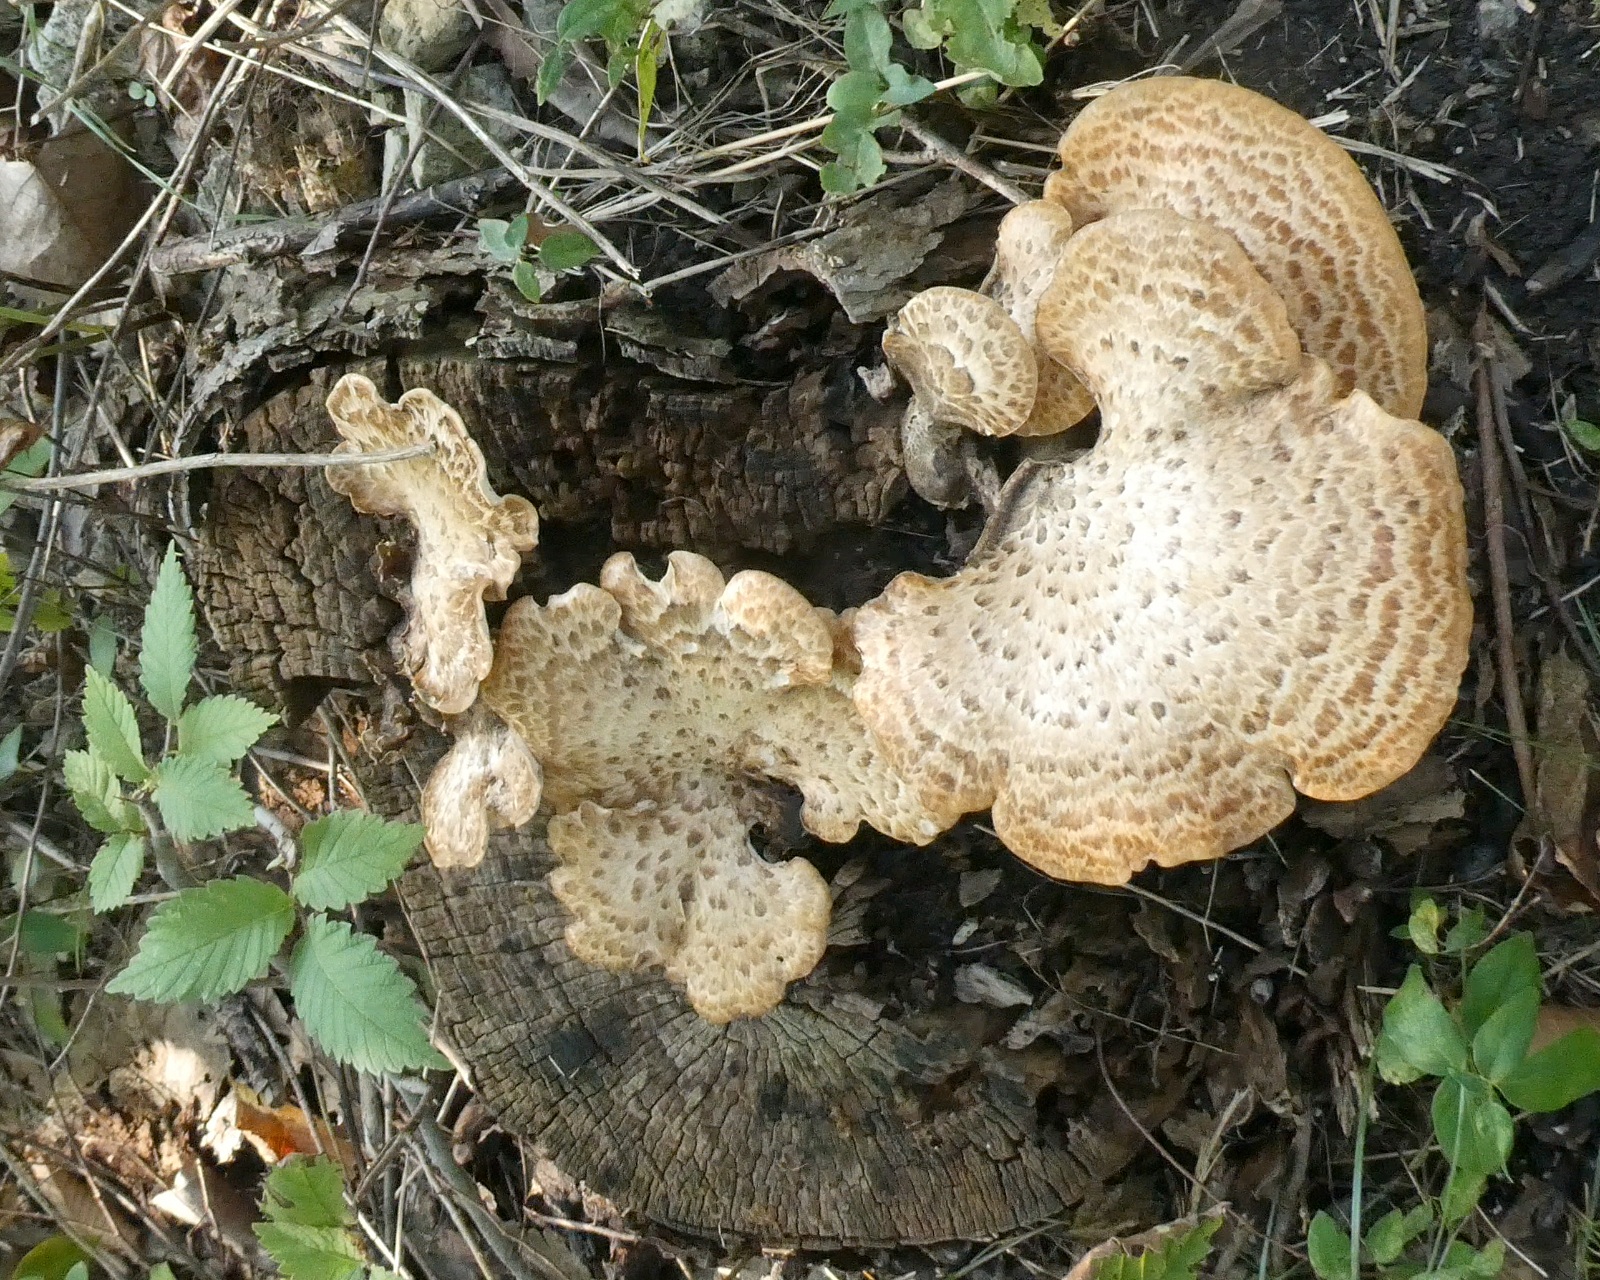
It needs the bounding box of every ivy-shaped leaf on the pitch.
[108,876,294,1002]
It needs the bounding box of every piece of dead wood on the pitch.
[1518,648,1600,904]
[150,168,520,274]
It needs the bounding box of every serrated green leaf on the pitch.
[139,543,196,721]
[151,754,256,841]
[87,613,117,677]
[1470,986,1538,1084]
[1377,966,1467,1080]
[537,230,600,273]
[1460,934,1541,1038]
[1432,1073,1513,1177]
[1307,1212,1353,1280]
[63,748,140,835]
[0,723,21,783]
[254,1221,364,1280]
[535,39,576,103]
[1498,1027,1600,1112]
[292,811,424,911]
[107,876,294,1002]
[177,695,276,767]
[290,916,448,1074]
[88,832,146,912]
[83,666,147,782]
[261,1155,351,1229]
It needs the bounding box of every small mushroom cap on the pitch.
[985,201,1096,435]
[325,374,539,715]
[549,782,831,1025]
[420,709,542,869]
[882,287,1038,438]
[1046,75,1428,419]
[476,550,942,1018]
[853,209,1469,885]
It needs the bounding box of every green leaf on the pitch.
[88,832,146,912]
[537,230,600,273]
[634,21,661,153]
[1498,1027,1600,1112]
[1307,1212,1354,1280]
[9,1236,90,1280]
[261,1155,351,1229]
[826,67,885,119]
[289,916,448,1074]
[151,754,256,841]
[1363,1203,1433,1266]
[1431,1073,1513,1177]
[901,5,941,48]
[511,258,543,302]
[1442,908,1488,956]
[1470,986,1538,1084]
[1439,1168,1486,1225]
[1376,966,1468,1080]
[63,748,140,835]
[107,876,294,1002]
[87,613,117,677]
[1563,417,1600,453]
[477,218,520,263]
[2,908,89,959]
[843,3,892,75]
[149,1265,178,1280]
[82,665,147,782]
[293,811,424,911]
[0,434,50,519]
[1406,896,1444,955]
[177,695,276,767]
[1460,934,1541,1038]
[535,39,576,103]
[880,62,935,106]
[0,723,21,783]
[253,1222,365,1280]
[139,542,196,722]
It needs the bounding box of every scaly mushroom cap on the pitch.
[455,551,941,1020]
[984,201,1096,435]
[420,709,542,869]
[325,374,539,715]
[1044,75,1428,419]
[882,287,1037,438]
[852,209,1470,885]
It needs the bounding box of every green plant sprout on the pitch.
[1090,1215,1222,1280]
[256,1155,398,1280]
[477,214,600,302]
[63,542,445,1076]
[535,0,676,156]
[820,0,1056,192]
[1308,898,1600,1279]
[1,548,73,635]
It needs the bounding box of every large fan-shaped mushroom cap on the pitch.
[1045,75,1428,419]
[852,209,1469,885]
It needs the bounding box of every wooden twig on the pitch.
[1473,312,1537,807]
[1,443,431,494]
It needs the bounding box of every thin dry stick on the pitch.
[1474,319,1537,807]
[900,117,1030,205]
[0,443,431,494]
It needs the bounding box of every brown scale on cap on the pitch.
[325,374,539,715]
[1044,75,1428,419]
[852,209,1470,885]
[430,550,942,1021]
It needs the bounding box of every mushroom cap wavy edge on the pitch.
[852,209,1470,886]
[324,373,539,716]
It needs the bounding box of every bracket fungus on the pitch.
[325,373,539,715]
[884,76,1429,506]
[852,208,1471,885]
[428,550,942,1021]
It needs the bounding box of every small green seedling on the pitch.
[477,214,600,303]
[63,543,445,1076]
[1308,898,1600,1278]
[1090,1215,1222,1280]
[256,1156,398,1280]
